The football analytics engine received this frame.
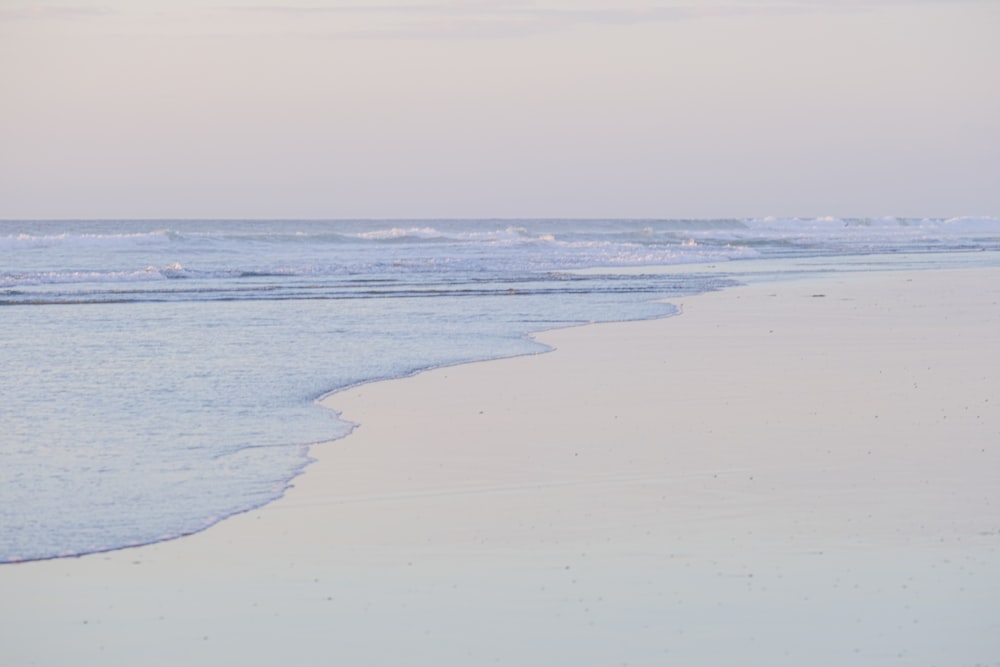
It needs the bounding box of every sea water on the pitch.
[2,218,998,562]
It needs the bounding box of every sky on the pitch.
[1,0,998,219]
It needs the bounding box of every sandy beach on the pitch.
[2,265,998,666]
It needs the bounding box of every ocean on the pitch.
[2,218,999,563]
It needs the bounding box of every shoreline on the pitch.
[3,263,998,665]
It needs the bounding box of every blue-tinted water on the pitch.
[2,218,998,562]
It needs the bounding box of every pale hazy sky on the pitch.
[1,0,998,219]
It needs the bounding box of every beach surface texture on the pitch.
[2,266,998,666]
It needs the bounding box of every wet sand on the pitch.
[2,266,998,666]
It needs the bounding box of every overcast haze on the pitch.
[2,0,998,219]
